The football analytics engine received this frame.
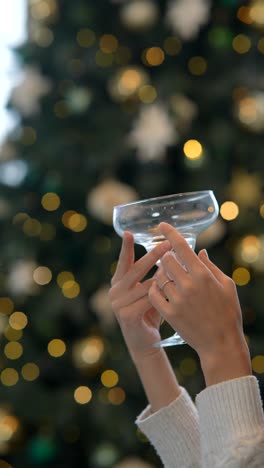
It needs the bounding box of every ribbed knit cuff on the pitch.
[196,375,264,456]
[136,387,200,468]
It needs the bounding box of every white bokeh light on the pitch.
[0,0,27,142]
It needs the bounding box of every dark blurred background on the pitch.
[0,0,263,467]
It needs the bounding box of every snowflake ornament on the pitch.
[129,104,177,161]
[166,0,211,41]
[10,66,52,116]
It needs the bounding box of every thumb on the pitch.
[198,249,225,282]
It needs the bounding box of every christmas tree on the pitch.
[0,0,263,467]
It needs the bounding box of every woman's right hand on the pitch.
[109,232,171,363]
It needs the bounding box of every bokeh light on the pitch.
[62,280,80,298]
[145,47,165,66]
[188,56,207,75]
[41,192,61,211]
[21,363,40,381]
[9,312,28,330]
[183,140,203,159]
[76,28,96,48]
[47,338,66,357]
[232,267,251,286]
[252,355,264,373]
[74,386,92,404]
[0,368,19,386]
[4,342,23,360]
[73,336,105,368]
[232,34,251,54]
[33,266,52,285]
[101,370,119,388]
[220,201,239,220]
[108,387,126,405]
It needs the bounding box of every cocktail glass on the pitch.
[113,190,219,347]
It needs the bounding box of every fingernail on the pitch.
[203,249,209,259]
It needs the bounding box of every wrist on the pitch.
[200,335,252,387]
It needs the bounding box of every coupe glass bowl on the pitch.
[113,190,219,347]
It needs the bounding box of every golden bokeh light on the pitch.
[41,192,61,211]
[188,56,207,75]
[238,96,259,127]
[73,336,105,368]
[232,34,251,54]
[99,34,118,53]
[62,210,77,228]
[76,28,96,48]
[183,140,203,160]
[145,47,165,66]
[74,386,92,404]
[138,85,157,104]
[0,368,19,386]
[237,6,253,24]
[108,387,126,405]
[23,218,42,236]
[220,201,239,221]
[68,213,88,232]
[4,342,23,360]
[119,69,145,95]
[0,297,14,316]
[13,212,30,225]
[32,26,54,47]
[232,267,250,286]
[4,327,23,341]
[47,339,66,357]
[260,203,264,218]
[62,280,80,298]
[249,0,264,27]
[241,235,261,263]
[101,370,119,388]
[33,266,52,285]
[21,363,40,381]
[163,36,182,55]
[9,312,28,330]
[252,355,264,373]
[57,271,75,288]
[30,0,57,21]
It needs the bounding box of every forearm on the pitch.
[133,348,181,412]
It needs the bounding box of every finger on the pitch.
[161,251,187,285]
[125,240,171,288]
[149,281,173,318]
[112,231,135,284]
[119,295,153,322]
[159,222,198,272]
[112,280,153,309]
[198,249,225,282]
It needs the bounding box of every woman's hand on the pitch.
[109,231,171,363]
[149,222,252,386]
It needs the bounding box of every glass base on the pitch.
[153,332,185,347]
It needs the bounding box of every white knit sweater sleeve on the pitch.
[196,375,264,468]
[135,387,200,468]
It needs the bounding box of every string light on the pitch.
[41,192,61,211]
[252,355,264,373]
[4,342,23,360]
[0,297,14,316]
[67,213,88,232]
[232,34,251,54]
[33,266,52,285]
[74,386,92,404]
[4,327,23,341]
[23,218,42,236]
[99,34,118,54]
[145,47,165,66]
[232,267,251,286]
[188,56,207,75]
[237,6,252,24]
[183,140,203,160]
[138,84,157,104]
[108,387,125,405]
[220,201,239,221]
[47,339,66,357]
[0,368,19,386]
[101,370,119,388]
[76,28,96,48]
[57,271,75,288]
[62,280,80,298]
[241,235,261,263]
[249,0,264,28]
[163,36,182,55]
[9,312,28,330]
[21,363,40,381]
[73,337,105,368]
